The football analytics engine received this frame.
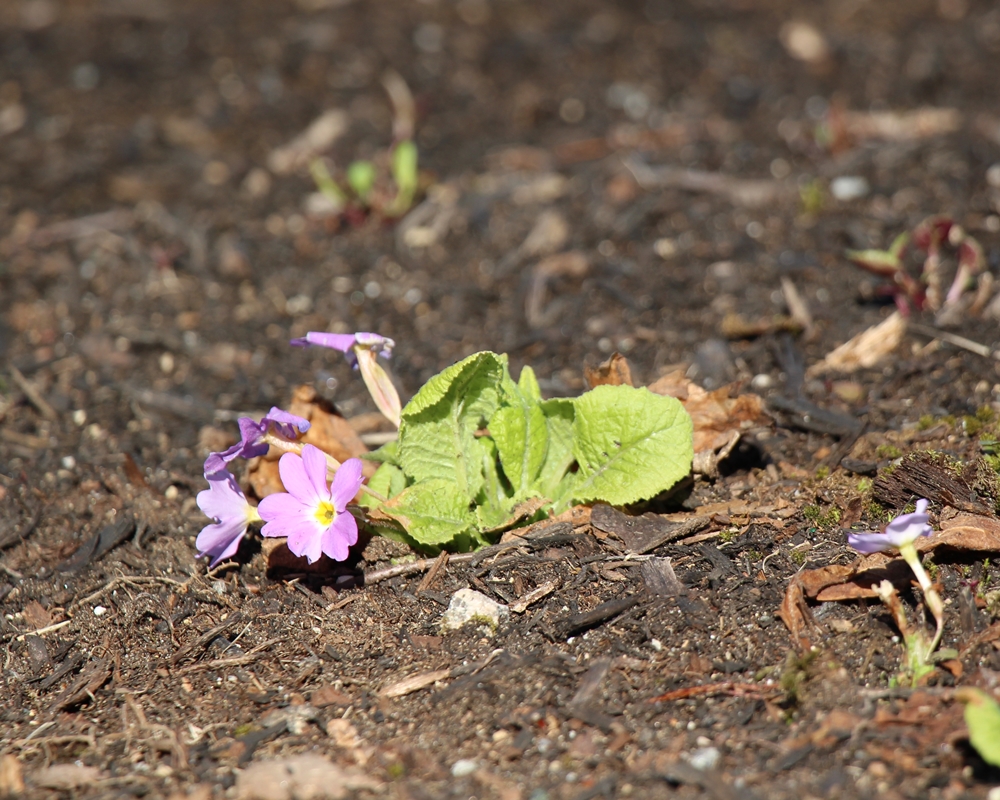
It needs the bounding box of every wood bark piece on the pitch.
[552,594,641,639]
[873,452,995,514]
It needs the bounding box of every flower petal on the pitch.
[264,407,311,437]
[196,517,248,567]
[329,458,364,511]
[198,472,250,520]
[321,511,358,562]
[277,451,322,505]
[287,527,324,563]
[258,491,307,524]
[846,532,897,554]
[301,444,332,501]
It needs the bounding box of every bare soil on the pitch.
[3,0,1000,798]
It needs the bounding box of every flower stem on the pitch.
[900,543,945,654]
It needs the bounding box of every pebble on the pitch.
[830,176,870,201]
[451,759,477,778]
[440,588,509,633]
[685,746,721,771]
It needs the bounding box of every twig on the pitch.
[908,323,1000,361]
[8,365,57,421]
[649,681,781,704]
[175,637,281,674]
[14,620,73,642]
[416,552,449,593]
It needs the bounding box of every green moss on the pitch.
[963,416,985,437]
[386,762,406,780]
[857,478,873,494]
[779,649,818,705]
[791,549,808,566]
[977,406,995,423]
[917,414,936,431]
[802,504,841,529]
[814,465,830,481]
[233,723,255,737]
[875,444,903,460]
[923,554,939,582]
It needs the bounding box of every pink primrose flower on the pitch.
[258,445,364,563]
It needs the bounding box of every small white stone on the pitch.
[440,588,509,634]
[650,638,663,652]
[72,409,87,426]
[830,176,870,201]
[61,456,76,470]
[685,746,721,772]
[93,606,107,617]
[451,759,478,777]
[750,373,774,391]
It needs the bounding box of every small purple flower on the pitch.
[258,445,364,563]
[204,407,310,476]
[196,470,262,568]
[847,499,933,554]
[290,331,395,367]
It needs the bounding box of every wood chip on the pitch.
[510,580,558,613]
[379,668,453,698]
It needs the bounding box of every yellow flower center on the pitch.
[314,500,337,527]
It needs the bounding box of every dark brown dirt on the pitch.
[3,0,1000,798]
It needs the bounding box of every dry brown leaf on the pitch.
[779,578,816,653]
[584,353,634,388]
[21,599,52,630]
[248,385,374,500]
[806,312,905,376]
[933,513,1000,552]
[648,370,769,453]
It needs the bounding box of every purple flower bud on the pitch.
[290,331,395,367]
[204,407,310,476]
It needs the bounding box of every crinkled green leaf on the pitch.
[398,352,505,500]
[361,440,399,465]
[571,385,692,505]
[518,364,542,401]
[491,368,548,498]
[959,688,1000,767]
[474,437,516,530]
[359,463,407,509]
[535,398,576,500]
[379,478,475,546]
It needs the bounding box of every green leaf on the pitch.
[474,437,516,530]
[958,688,1000,767]
[571,385,692,506]
[398,352,505,500]
[346,160,376,200]
[388,140,418,216]
[361,440,399,465]
[518,364,541,401]
[491,370,548,498]
[535,398,576,500]
[359,463,407,508]
[378,478,475,546]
